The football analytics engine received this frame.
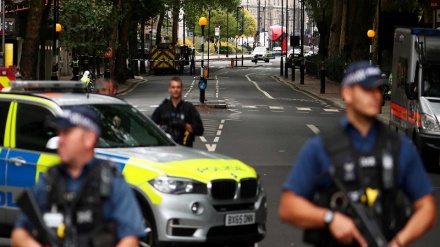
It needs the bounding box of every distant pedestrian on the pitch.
[95,77,118,96]
[179,56,185,75]
[190,56,195,76]
[82,54,90,73]
[71,55,80,79]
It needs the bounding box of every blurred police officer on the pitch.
[151,76,203,147]
[12,106,145,247]
[279,61,436,247]
[71,55,80,79]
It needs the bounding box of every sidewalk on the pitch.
[274,73,390,125]
[59,75,147,96]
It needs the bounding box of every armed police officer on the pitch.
[279,61,436,247]
[151,76,204,147]
[11,106,145,247]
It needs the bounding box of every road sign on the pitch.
[215,27,220,37]
[188,31,193,37]
[432,0,438,10]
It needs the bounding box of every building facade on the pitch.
[241,0,309,37]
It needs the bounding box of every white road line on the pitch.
[216,130,222,135]
[214,137,220,143]
[221,119,226,124]
[184,79,196,98]
[216,76,219,98]
[269,106,284,110]
[307,124,320,134]
[324,108,339,112]
[245,73,274,99]
[219,124,224,129]
[297,107,312,111]
[247,110,260,112]
[150,105,159,108]
[243,105,257,109]
[199,136,207,143]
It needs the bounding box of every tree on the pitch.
[19,0,48,80]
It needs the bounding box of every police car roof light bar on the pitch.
[9,81,84,92]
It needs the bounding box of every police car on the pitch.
[0,81,267,247]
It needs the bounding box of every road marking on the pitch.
[324,108,339,112]
[272,111,284,112]
[297,107,311,111]
[307,124,320,134]
[200,136,207,142]
[216,131,222,135]
[219,124,224,129]
[269,106,284,110]
[150,105,159,108]
[245,73,274,99]
[243,105,257,109]
[216,76,219,98]
[214,137,220,142]
[184,79,196,98]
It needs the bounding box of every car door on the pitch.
[3,100,59,225]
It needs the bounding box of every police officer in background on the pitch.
[70,55,80,79]
[279,61,436,247]
[95,78,118,96]
[151,76,203,147]
[11,106,145,247]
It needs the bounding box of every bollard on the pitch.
[284,62,288,78]
[231,58,234,68]
[199,76,207,103]
[291,58,295,81]
[320,61,326,94]
[300,59,305,84]
[280,57,284,76]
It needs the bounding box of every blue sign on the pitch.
[0,191,17,207]
[198,80,207,90]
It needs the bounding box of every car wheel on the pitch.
[138,200,157,247]
[264,60,269,63]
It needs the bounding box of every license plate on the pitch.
[225,213,255,226]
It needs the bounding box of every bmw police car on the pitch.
[0,81,267,247]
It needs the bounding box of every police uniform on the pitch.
[283,117,434,246]
[151,99,203,147]
[71,58,80,77]
[15,158,146,246]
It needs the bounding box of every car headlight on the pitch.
[149,176,206,194]
[421,113,440,132]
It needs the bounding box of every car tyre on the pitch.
[264,59,269,63]
[415,132,440,173]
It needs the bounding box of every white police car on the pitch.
[0,81,267,247]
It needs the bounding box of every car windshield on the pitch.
[254,47,266,52]
[422,64,440,97]
[63,104,175,148]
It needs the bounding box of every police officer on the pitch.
[71,55,80,79]
[151,76,204,147]
[279,61,436,247]
[95,77,118,96]
[11,106,145,247]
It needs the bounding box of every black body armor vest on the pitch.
[304,122,412,247]
[45,160,117,247]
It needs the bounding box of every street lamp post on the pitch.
[367,29,375,65]
[235,35,238,68]
[285,0,289,78]
[300,0,305,84]
[52,0,61,80]
[199,17,208,103]
[241,34,244,66]
[207,7,211,78]
[226,11,229,58]
[280,0,284,76]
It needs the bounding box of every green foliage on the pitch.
[325,54,346,83]
[59,0,115,54]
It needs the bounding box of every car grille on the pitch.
[210,179,258,200]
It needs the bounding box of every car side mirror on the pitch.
[46,136,59,149]
[405,82,416,100]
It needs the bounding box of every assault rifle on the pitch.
[16,188,60,247]
[328,166,388,247]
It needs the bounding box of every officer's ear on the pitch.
[341,86,353,104]
[83,130,98,149]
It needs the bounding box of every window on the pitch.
[0,101,11,146]
[15,103,56,152]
